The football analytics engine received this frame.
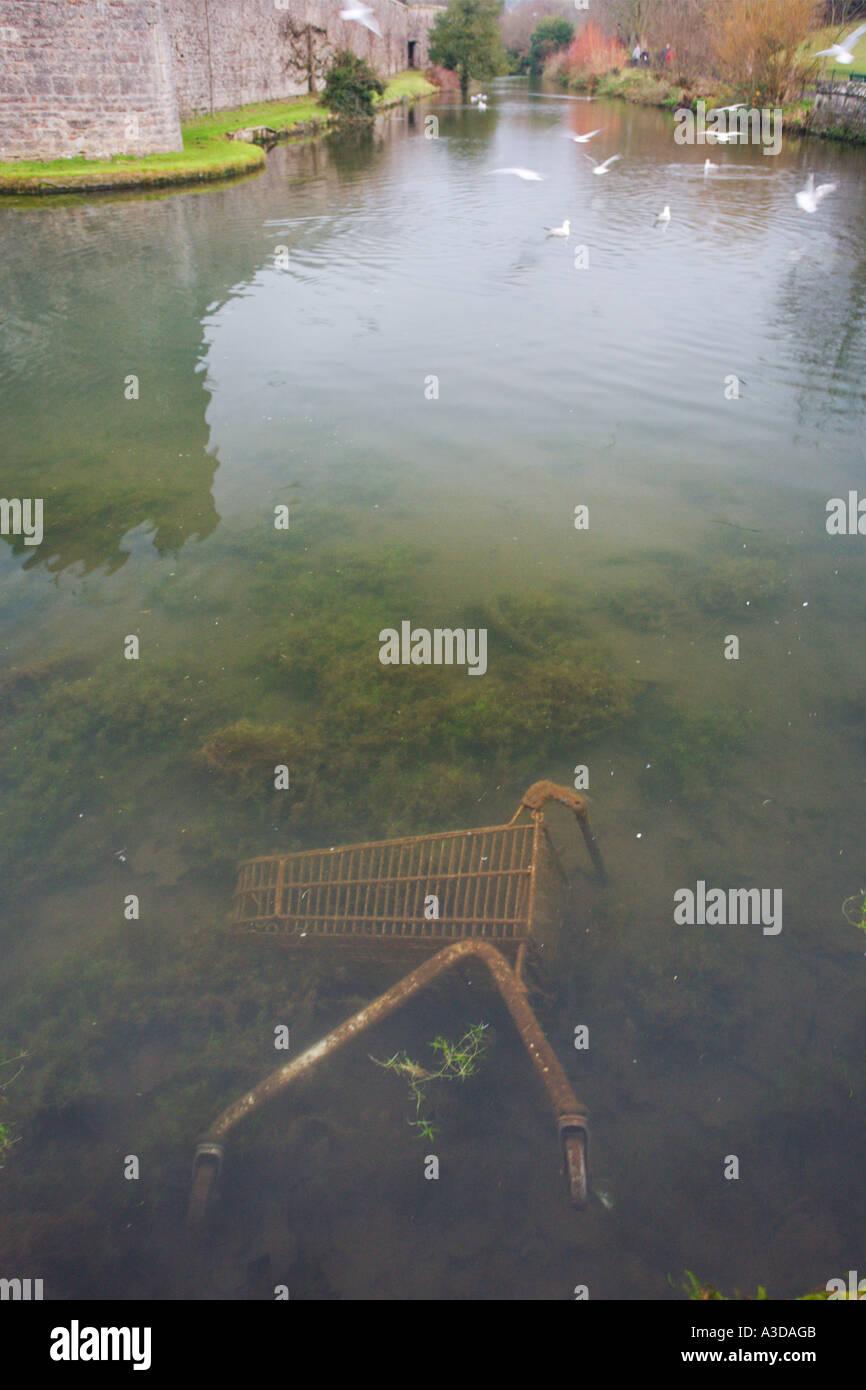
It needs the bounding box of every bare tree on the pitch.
[707,0,821,103]
[278,16,331,94]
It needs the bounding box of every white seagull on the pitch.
[586,153,622,175]
[795,172,837,213]
[567,127,604,143]
[544,219,570,237]
[708,103,747,114]
[490,167,545,181]
[339,4,382,38]
[654,205,671,224]
[816,25,866,65]
[704,158,718,173]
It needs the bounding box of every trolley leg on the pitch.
[187,1142,224,1226]
[187,940,589,1224]
[576,812,606,883]
[559,1118,588,1208]
[515,942,527,982]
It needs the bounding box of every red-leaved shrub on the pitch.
[551,20,627,84]
[425,65,461,93]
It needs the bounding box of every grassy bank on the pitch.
[562,54,866,145]
[803,23,866,78]
[0,70,437,196]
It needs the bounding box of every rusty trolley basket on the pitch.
[235,805,569,957]
[188,782,605,1225]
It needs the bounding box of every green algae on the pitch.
[694,558,787,616]
[198,613,639,844]
[604,580,685,631]
[638,696,750,803]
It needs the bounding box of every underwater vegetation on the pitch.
[0,923,343,1275]
[604,580,685,631]
[604,557,787,633]
[681,1270,834,1301]
[841,889,866,935]
[0,532,764,1291]
[197,578,641,842]
[371,1022,489,1141]
[0,532,763,905]
[0,1052,23,1166]
[693,558,786,617]
[0,652,233,895]
[637,694,750,802]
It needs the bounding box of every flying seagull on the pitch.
[339,4,383,38]
[816,24,866,64]
[566,127,604,143]
[544,219,570,237]
[586,153,622,175]
[489,167,546,181]
[708,103,747,114]
[795,172,837,213]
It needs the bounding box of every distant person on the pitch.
[632,43,641,62]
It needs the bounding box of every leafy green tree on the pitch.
[429,0,506,101]
[322,50,385,121]
[530,15,575,72]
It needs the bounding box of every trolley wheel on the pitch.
[187,1163,217,1227]
[187,1143,224,1227]
[562,1128,588,1208]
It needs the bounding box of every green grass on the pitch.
[803,24,866,79]
[376,71,437,103]
[0,71,437,196]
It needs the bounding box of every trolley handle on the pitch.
[515,782,606,883]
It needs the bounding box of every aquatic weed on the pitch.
[372,1022,489,1140]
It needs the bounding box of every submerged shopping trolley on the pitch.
[188,782,605,1224]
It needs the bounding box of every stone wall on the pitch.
[167,0,440,118]
[812,79,866,139]
[0,0,444,161]
[0,0,182,160]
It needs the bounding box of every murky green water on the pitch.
[1,83,865,1300]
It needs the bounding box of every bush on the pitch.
[529,15,574,73]
[426,64,462,92]
[551,20,628,87]
[322,50,385,121]
[707,0,821,105]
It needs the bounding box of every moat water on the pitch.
[0,81,864,1300]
